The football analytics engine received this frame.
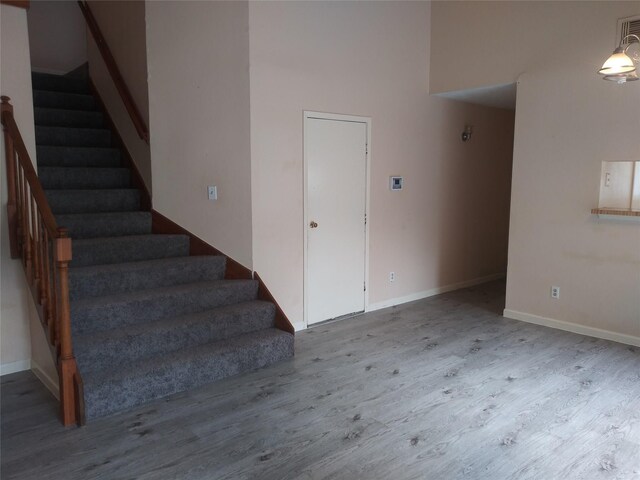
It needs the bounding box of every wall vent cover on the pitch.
[618,15,640,61]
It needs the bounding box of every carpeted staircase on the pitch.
[32,71,294,420]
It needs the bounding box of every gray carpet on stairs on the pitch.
[69,255,226,300]
[37,146,121,168]
[55,211,152,238]
[71,234,191,267]
[38,167,130,189]
[46,189,140,214]
[36,125,112,147]
[73,300,277,373]
[35,108,104,129]
[31,71,294,420]
[82,328,294,419]
[71,280,260,335]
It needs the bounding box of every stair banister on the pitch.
[77,0,149,144]
[1,96,83,426]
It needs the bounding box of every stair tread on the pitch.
[38,166,128,174]
[36,125,110,134]
[71,234,191,267]
[84,327,290,383]
[32,72,89,93]
[68,255,226,300]
[75,300,274,344]
[34,107,103,128]
[71,278,259,335]
[33,90,97,111]
[35,125,111,147]
[46,188,140,214]
[81,328,294,418]
[36,145,121,168]
[70,254,225,276]
[74,300,276,374]
[39,166,130,190]
[72,279,257,310]
[72,233,188,247]
[56,210,151,221]
[56,211,151,239]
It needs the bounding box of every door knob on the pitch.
[310,221,318,228]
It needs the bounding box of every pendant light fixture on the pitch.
[599,34,640,83]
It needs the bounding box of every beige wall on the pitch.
[249,1,515,329]
[432,1,640,344]
[0,4,35,373]
[430,1,591,95]
[146,1,253,267]
[28,0,86,75]
[87,0,151,191]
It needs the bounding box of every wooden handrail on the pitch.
[77,1,149,144]
[0,1,30,9]
[1,96,82,426]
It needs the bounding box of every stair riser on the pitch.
[35,108,104,129]
[36,146,121,168]
[39,168,130,189]
[71,235,190,268]
[72,282,259,335]
[33,90,96,111]
[69,257,225,300]
[47,190,140,215]
[36,126,111,148]
[83,332,294,419]
[32,74,89,94]
[75,304,276,373]
[56,212,152,239]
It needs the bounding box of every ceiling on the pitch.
[435,82,517,110]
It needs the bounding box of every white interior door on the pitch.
[305,115,368,326]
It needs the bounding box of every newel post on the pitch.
[1,96,19,258]
[55,228,79,426]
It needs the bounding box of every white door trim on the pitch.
[303,111,371,329]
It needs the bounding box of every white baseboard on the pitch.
[0,359,31,376]
[31,360,60,399]
[366,273,506,313]
[503,309,640,347]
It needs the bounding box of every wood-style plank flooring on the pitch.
[2,281,639,479]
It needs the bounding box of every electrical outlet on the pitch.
[551,286,560,299]
[605,172,611,187]
[207,185,218,201]
[389,272,396,282]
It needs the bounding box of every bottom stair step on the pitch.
[82,328,294,419]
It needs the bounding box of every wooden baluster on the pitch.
[21,174,32,278]
[38,214,47,306]
[49,239,59,347]
[1,97,19,258]
[22,181,33,285]
[55,228,78,426]
[42,227,54,334]
[31,193,41,296]
[17,166,24,259]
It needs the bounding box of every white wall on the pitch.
[431,1,640,344]
[27,0,86,75]
[249,1,515,329]
[146,1,253,267]
[87,0,152,192]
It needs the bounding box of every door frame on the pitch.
[303,111,372,329]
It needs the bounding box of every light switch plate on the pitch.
[208,186,218,201]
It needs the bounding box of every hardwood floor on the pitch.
[2,281,639,480]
